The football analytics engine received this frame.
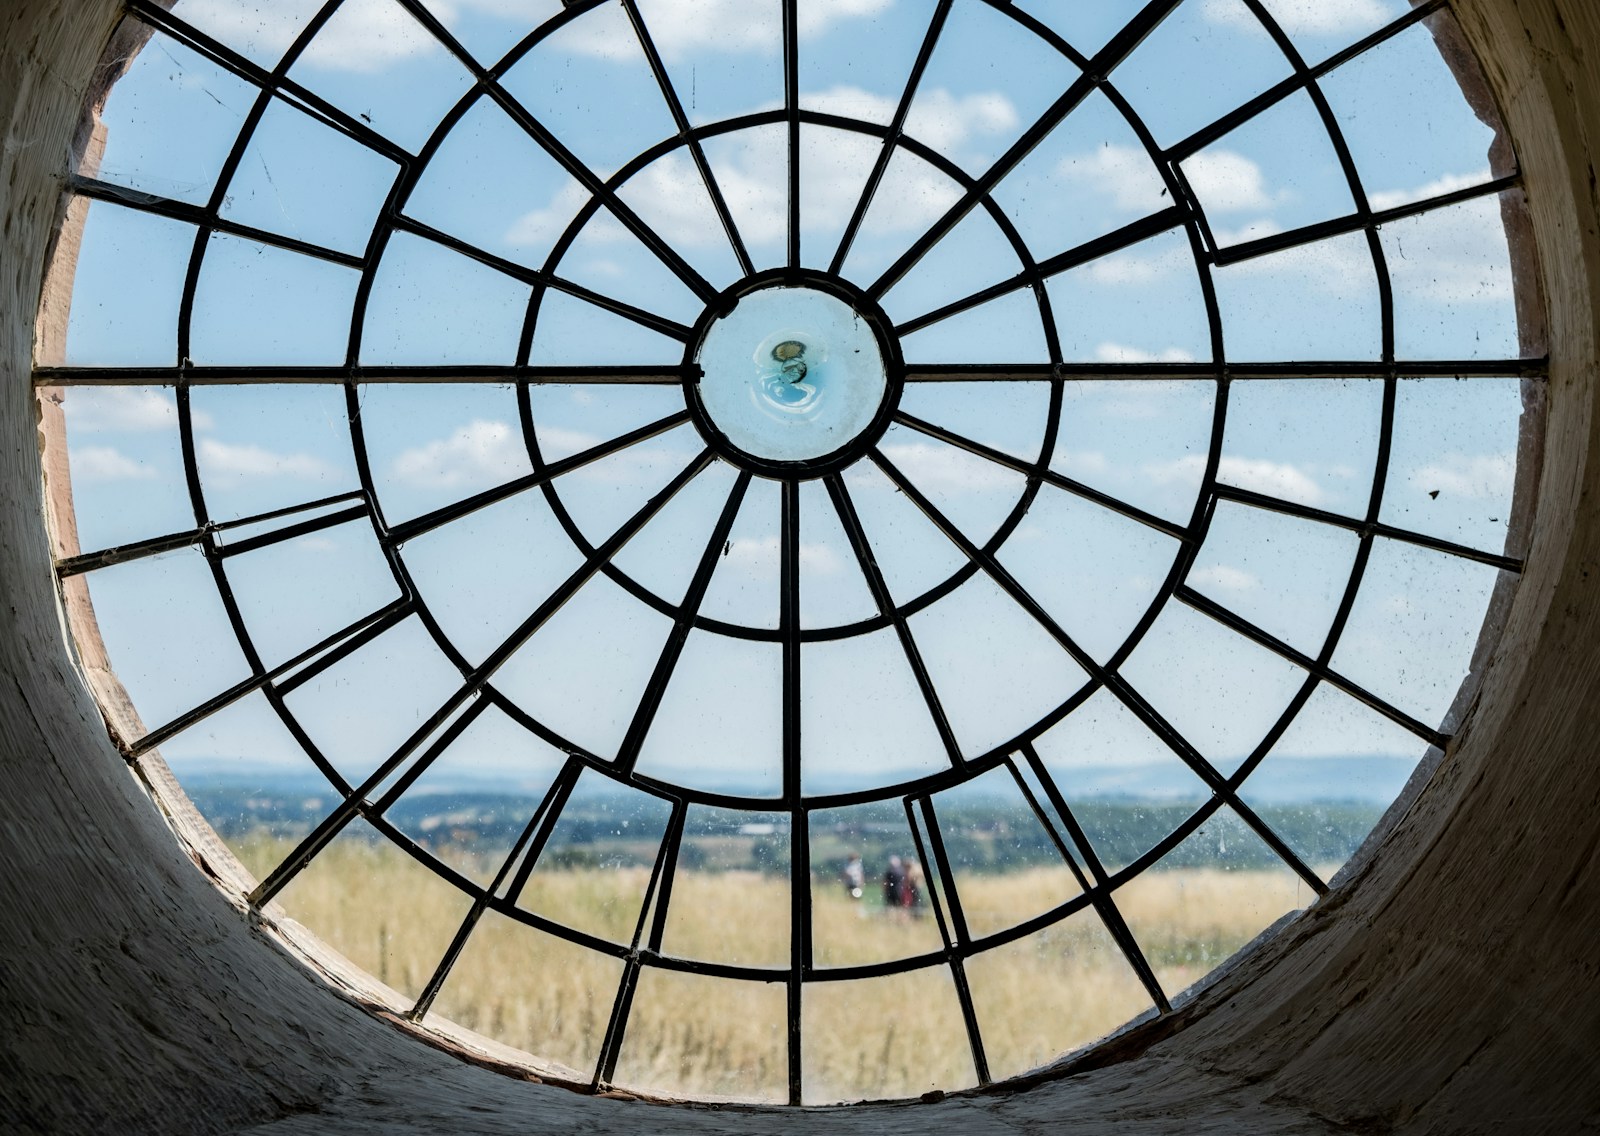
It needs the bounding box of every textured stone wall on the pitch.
[1,1,1597,1132]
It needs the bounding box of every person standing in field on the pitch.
[883,854,905,915]
[902,858,925,917]
[841,851,864,900]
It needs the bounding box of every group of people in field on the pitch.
[839,852,926,918]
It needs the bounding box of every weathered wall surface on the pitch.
[0,1,1597,1132]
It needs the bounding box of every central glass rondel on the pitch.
[693,285,890,467]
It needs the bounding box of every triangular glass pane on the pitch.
[1118,602,1310,779]
[515,770,673,943]
[635,0,783,126]
[701,124,788,270]
[660,805,790,966]
[697,476,781,630]
[896,381,1052,462]
[876,422,1030,550]
[526,290,685,366]
[404,97,588,272]
[632,630,783,798]
[899,288,1052,365]
[929,764,1083,939]
[174,0,322,71]
[904,0,1079,177]
[402,487,585,665]
[797,479,881,629]
[525,384,684,464]
[1031,688,1213,874]
[495,573,675,759]
[1187,500,1359,658]
[808,802,945,966]
[878,206,1024,329]
[1047,378,1216,525]
[498,0,679,175]
[553,206,704,327]
[909,573,1089,759]
[361,232,530,365]
[1113,803,1314,999]
[801,627,953,794]
[838,145,963,287]
[797,124,882,270]
[997,481,1181,665]
[1045,228,1210,365]
[288,0,476,155]
[799,0,929,125]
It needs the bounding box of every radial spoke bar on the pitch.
[386,0,719,304]
[913,798,991,1085]
[1211,482,1523,572]
[35,364,690,386]
[783,0,801,271]
[897,358,1549,383]
[70,176,364,269]
[387,410,692,544]
[894,411,1190,541]
[1163,0,1446,163]
[1176,584,1448,747]
[127,0,416,166]
[1212,174,1522,268]
[620,0,754,277]
[828,0,953,275]
[52,490,374,576]
[866,0,1186,300]
[872,447,1327,894]
[827,475,964,769]
[615,473,752,775]
[1007,753,1171,1013]
[129,596,413,756]
[249,450,713,906]
[895,207,1185,337]
[391,214,693,342]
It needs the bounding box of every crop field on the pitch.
[238,833,1323,1104]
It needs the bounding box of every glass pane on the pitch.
[660,805,790,967]
[809,802,944,967]
[802,966,973,1103]
[614,971,787,1102]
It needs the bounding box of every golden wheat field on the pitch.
[238,834,1322,1105]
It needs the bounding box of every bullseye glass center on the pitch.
[694,286,889,465]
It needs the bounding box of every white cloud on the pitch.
[1183,149,1276,213]
[1147,453,1326,504]
[507,86,1001,250]
[389,418,528,488]
[1407,452,1515,501]
[199,439,338,483]
[904,89,1019,155]
[1201,0,1401,37]
[63,388,184,433]
[1057,144,1169,214]
[1190,563,1259,593]
[1085,239,1192,285]
[1382,193,1513,305]
[72,446,155,483]
[1094,343,1197,364]
[879,441,1017,493]
[1368,170,1490,213]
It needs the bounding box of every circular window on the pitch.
[39,0,1541,1107]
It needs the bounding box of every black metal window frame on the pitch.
[39,0,1543,1105]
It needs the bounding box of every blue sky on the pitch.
[54,0,1528,812]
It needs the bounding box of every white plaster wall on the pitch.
[1,1,1597,1131]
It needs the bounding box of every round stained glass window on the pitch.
[41,0,1541,1107]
